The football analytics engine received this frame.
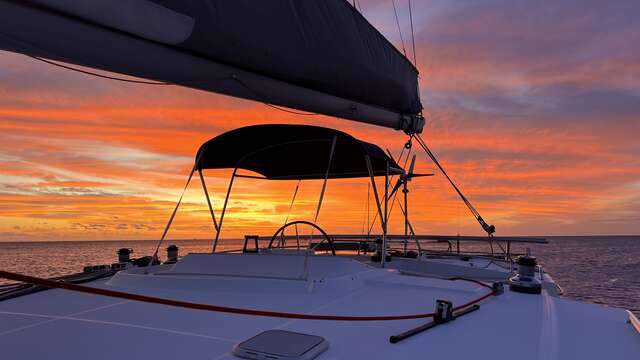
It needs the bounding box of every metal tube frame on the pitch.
[280,180,301,248]
[364,155,390,268]
[212,168,237,253]
[146,165,196,274]
[393,198,421,253]
[382,161,389,268]
[313,136,337,223]
[199,169,219,234]
[365,156,385,231]
[403,180,409,254]
[303,136,338,280]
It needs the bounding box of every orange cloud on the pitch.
[1,0,640,240]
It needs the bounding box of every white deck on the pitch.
[1,253,638,359]
[383,256,563,296]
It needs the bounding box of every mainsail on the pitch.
[0,0,424,133]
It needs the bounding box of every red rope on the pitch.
[448,277,496,311]
[0,270,495,321]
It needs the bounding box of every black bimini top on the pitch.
[195,124,403,180]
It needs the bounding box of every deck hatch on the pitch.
[233,330,329,360]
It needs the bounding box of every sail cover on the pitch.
[0,0,424,133]
[196,124,403,180]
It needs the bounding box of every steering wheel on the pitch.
[268,220,336,256]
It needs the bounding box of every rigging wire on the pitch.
[147,165,197,273]
[367,182,370,236]
[279,180,302,248]
[231,75,320,116]
[366,140,410,234]
[384,142,413,226]
[408,0,418,67]
[361,182,370,235]
[391,0,408,57]
[283,180,301,227]
[414,134,496,236]
[30,55,318,117]
[261,102,320,116]
[29,56,171,85]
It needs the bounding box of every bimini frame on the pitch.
[149,124,407,270]
[197,138,395,266]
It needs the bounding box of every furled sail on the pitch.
[0,0,424,133]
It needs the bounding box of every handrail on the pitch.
[258,234,547,244]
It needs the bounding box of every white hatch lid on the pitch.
[233,330,329,360]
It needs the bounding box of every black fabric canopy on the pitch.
[195,125,403,180]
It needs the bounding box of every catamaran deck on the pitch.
[1,253,637,359]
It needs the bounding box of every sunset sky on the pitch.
[1,0,639,241]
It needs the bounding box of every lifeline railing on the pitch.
[259,234,546,259]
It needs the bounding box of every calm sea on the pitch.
[1,236,638,315]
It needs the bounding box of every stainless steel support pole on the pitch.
[365,155,385,233]
[382,161,389,268]
[403,181,408,255]
[366,182,370,237]
[199,169,219,233]
[212,168,237,253]
[147,166,195,274]
[313,136,337,223]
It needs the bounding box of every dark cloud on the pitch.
[414,0,640,121]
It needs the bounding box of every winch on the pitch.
[371,238,391,263]
[166,244,179,263]
[508,253,542,294]
[117,248,133,263]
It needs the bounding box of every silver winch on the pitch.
[508,251,542,295]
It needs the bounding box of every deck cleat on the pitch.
[434,299,454,324]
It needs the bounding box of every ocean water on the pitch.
[0,236,638,315]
